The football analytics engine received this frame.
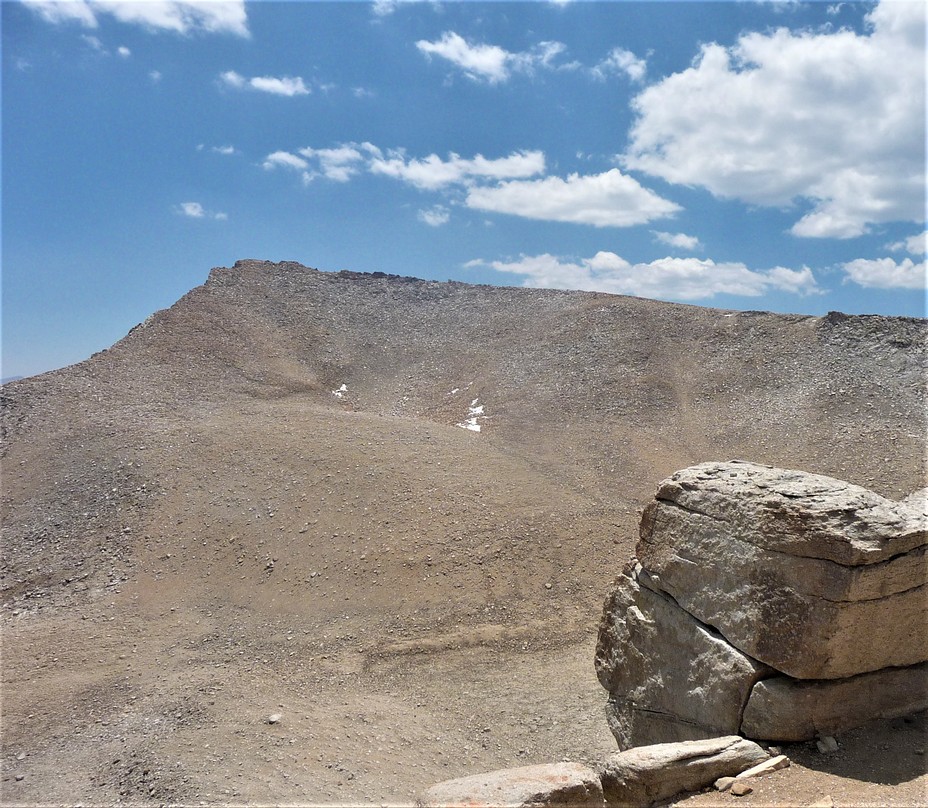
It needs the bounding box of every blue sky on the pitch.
[3,0,926,379]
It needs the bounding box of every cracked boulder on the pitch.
[595,563,771,749]
[637,461,927,679]
[597,462,928,747]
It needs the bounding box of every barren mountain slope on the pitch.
[2,260,925,805]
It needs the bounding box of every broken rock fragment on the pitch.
[596,736,768,806]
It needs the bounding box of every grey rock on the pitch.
[740,663,928,741]
[637,461,927,679]
[595,563,770,748]
[597,736,768,807]
[418,762,604,807]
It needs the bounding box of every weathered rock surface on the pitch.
[741,663,928,741]
[597,736,769,807]
[595,563,771,748]
[598,462,928,747]
[637,461,927,679]
[418,763,604,807]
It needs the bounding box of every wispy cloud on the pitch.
[24,1,249,37]
[623,0,926,239]
[117,45,130,57]
[471,252,821,300]
[220,71,309,97]
[592,47,647,82]
[418,205,451,227]
[368,148,546,190]
[264,142,679,229]
[652,231,702,251]
[416,31,572,84]
[174,201,227,220]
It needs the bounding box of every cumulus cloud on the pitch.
[24,0,249,36]
[465,169,680,228]
[472,252,821,300]
[623,0,925,239]
[117,45,131,57]
[652,231,702,251]
[841,257,926,289]
[592,47,647,82]
[418,205,451,227]
[174,201,227,220]
[220,70,309,96]
[416,31,571,84]
[887,231,928,256]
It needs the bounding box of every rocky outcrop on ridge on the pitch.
[596,461,928,747]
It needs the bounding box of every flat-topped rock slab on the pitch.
[418,762,604,807]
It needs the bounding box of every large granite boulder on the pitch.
[597,462,928,747]
[637,461,926,679]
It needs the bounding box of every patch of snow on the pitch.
[333,383,348,399]
[456,396,487,433]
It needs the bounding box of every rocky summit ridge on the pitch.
[1,259,926,805]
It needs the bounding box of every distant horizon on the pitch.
[4,0,926,379]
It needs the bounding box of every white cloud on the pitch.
[465,169,680,228]
[211,144,236,155]
[81,33,105,51]
[24,1,249,36]
[887,232,928,256]
[263,143,678,231]
[117,45,131,57]
[652,231,702,251]
[262,151,309,171]
[623,0,925,239]
[149,69,162,82]
[298,146,366,182]
[592,47,647,82]
[221,71,309,96]
[416,31,571,84]
[249,75,309,96]
[842,257,926,290]
[369,148,545,190]
[418,205,451,227]
[475,251,821,300]
[174,201,227,220]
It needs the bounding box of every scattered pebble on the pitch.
[731,781,753,796]
[714,776,735,792]
[267,713,282,725]
[816,736,839,754]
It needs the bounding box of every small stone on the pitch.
[16,753,26,761]
[816,736,839,754]
[15,775,24,782]
[731,781,753,796]
[267,713,282,724]
[714,776,735,791]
